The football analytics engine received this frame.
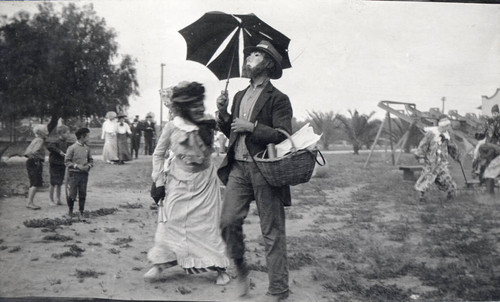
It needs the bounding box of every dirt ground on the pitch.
[0,151,499,302]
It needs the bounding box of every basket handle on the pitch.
[315,149,326,166]
[275,128,297,153]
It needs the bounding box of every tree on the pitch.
[0,3,139,137]
[306,110,341,150]
[336,110,380,154]
[382,118,422,153]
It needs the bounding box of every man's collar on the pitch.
[76,141,85,146]
[250,77,270,88]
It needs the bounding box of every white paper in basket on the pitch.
[275,123,322,158]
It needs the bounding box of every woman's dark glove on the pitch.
[150,182,166,205]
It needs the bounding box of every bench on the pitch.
[398,165,424,181]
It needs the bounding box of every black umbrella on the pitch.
[178,11,291,90]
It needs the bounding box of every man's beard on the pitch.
[242,60,268,78]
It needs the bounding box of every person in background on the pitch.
[101,111,119,164]
[216,40,293,301]
[116,113,132,164]
[485,104,500,145]
[143,114,156,155]
[476,143,500,196]
[24,124,49,210]
[414,117,460,202]
[65,128,94,219]
[130,115,142,159]
[46,125,72,205]
[145,81,230,286]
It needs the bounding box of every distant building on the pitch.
[482,88,500,117]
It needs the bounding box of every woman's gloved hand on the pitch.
[150,182,166,205]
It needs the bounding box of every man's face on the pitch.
[243,51,270,78]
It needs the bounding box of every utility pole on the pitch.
[442,96,446,114]
[160,63,165,128]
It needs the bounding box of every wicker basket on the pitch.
[253,129,325,187]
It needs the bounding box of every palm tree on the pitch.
[336,110,380,154]
[306,110,341,150]
[382,118,422,153]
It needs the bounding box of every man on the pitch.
[414,117,460,202]
[130,116,142,159]
[143,114,156,155]
[485,104,500,145]
[216,40,293,302]
[476,143,500,196]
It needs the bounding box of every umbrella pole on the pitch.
[224,45,238,93]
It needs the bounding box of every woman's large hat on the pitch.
[106,111,117,119]
[243,40,283,79]
[171,81,205,104]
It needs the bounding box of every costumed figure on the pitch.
[101,111,119,163]
[144,81,230,286]
[216,40,293,301]
[414,117,460,202]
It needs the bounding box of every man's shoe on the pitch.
[260,291,289,302]
[236,273,250,297]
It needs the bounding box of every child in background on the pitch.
[65,128,94,218]
[24,124,49,210]
[46,125,72,205]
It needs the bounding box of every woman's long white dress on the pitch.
[147,117,229,270]
[101,119,119,163]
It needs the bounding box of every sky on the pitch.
[1,0,500,123]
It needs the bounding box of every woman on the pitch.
[101,111,119,164]
[116,113,132,164]
[145,81,230,285]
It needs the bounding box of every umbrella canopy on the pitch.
[179,11,291,82]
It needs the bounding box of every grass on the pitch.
[2,149,499,301]
[75,268,105,281]
[52,244,85,259]
[288,152,500,301]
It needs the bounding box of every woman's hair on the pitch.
[169,82,206,122]
[171,82,205,104]
[33,124,48,137]
[169,82,215,146]
[56,125,70,135]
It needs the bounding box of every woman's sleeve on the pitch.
[151,123,172,186]
[101,121,106,140]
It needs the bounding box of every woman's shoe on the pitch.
[216,271,231,285]
[143,265,161,280]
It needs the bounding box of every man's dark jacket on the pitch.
[217,81,293,206]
